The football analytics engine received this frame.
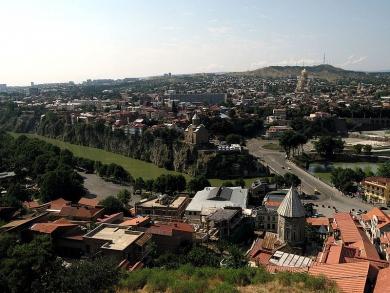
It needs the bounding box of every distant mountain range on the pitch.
[233,64,390,81]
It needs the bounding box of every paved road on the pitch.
[80,172,140,205]
[247,138,373,216]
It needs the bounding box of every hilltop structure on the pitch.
[295,68,309,93]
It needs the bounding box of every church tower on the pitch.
[277,186,306,245]
[192,113,200,126]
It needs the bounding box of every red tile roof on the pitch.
[307,217,329,226]
[334,213,362,244]
[147,222,194,236]
[119,217,150,227]
[351,230,380,260]
[374,267,390,293]
[309,261,370,293]
[49,198,71,211]
[78,197,100,208]
[30,218,77,234]
[58,205,103,220]
[362,207,390,229]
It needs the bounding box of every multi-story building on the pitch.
[264,125,293,139]
[135,195,190,220]
[362,177,390,205]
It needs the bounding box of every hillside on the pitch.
[118,266,339,293]
[235,64,390,81]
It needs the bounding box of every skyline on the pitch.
[1,0,390,86]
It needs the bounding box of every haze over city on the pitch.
[1,0,390,85]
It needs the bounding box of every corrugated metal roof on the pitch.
[277,186,305,218]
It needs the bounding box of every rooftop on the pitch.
[277,186,305,218]
[84,224,144,251]
[309,261,370,293]
[186,187,248,212]
[137,195,188,209]
[269,251,312,268]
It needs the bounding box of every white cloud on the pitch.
[340,55,367,67]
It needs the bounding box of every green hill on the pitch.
[234,64,389,81]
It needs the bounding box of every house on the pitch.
[0,213,49,235]
[185,187,248,223]
[30,218,86,257]
[58,205,105,221]
[264,126,293,139]
[359,207,390,242]
[205,207,243,240]
[119,216,151,228]
[306,217,331,239]
[362,177,390,205]
[135,195,190,220]
[146,222,194,252]
[78,197,101,208]
[373,267,390,293]
[83,223,152,262]
[309,261,374,293]
[250,178,277,201]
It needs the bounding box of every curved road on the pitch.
[247,138,373,216]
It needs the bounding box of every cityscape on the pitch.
[1,1,390,293]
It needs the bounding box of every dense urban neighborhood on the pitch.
[1,65,390,292]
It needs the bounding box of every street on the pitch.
[247,138,374,216]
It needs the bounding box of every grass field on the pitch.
[262,142,282,151]
[10,133,258,187]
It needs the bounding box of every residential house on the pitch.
[146,222,194,252]
[83,223,151,263]
[135,195,190,220]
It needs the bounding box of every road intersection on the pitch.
[247,138,373,216]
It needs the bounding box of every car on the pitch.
[287,167,291,170]
[314,189,320,195]
[380,207,388,210]
[281,166,285,169]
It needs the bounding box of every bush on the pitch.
[210,282,238,293]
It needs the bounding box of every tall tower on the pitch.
[277,186,306,245]
[192,113,200,126]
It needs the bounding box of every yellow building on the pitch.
[363,177,390,205]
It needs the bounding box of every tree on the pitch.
[224,245,247,268]
[362,144,372,154]
[314,136,344,158]
[0,234,61,293]
[234,178,246,188]
[269,175,286,188]
[145,179,154,191]
[117,189,131,206]
[222,181,234,187]
[225,134,242,145]
[134,177,146,191]
[352,144,363,154]
[377,161,390,177]
[187,176,211,194]
[39,167,85,202]
[331,168,358,194]
[283,173,301,187]
[99,196,124,214]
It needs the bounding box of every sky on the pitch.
[1,0,390,85]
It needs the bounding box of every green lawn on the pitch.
[262,142,282,151]
[10,133,258,187]
[312,172,332,184]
